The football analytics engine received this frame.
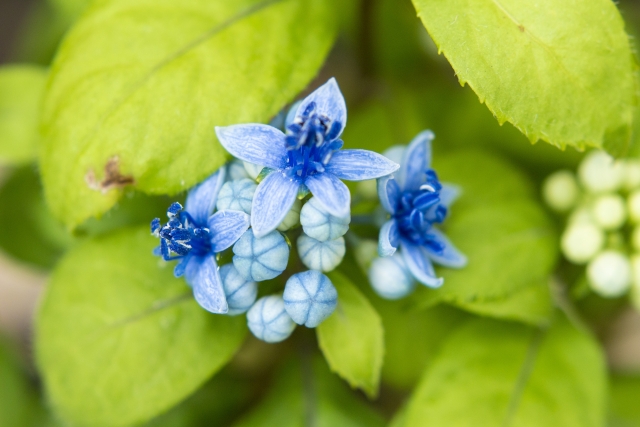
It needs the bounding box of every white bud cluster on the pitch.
[543,150,640,302]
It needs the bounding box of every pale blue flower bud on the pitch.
[300,197,350,241]
[276,199,302,232]
[219,264,257,315]
[247,296,296,343]
[243,162,263,180]
[227,160,250,181]
[232,229,289,281]
[216,179,257,215]
[297,235,345,272]
[283,271,337,327]
[368,254,415,300]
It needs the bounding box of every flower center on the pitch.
[151,202,212,260]
[284,102,343,179]
[393,170,447,251]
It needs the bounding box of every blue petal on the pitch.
[440,183,461,207]
[295,78,347,137]
[401,241,443,288]
[304,172,351,218]
[215,124,288,169]
[173,254,191,278]
[285,101,302,128]
[325,149,400,181]
[185,168,226,225]
[185,254,228,313]
[208,210,251,253]
[378,219,399,257]
[424,228,468,268]
[398,130,434,192]
[251,170,301,238]
[377,175,401,214]
[382,145,406,165]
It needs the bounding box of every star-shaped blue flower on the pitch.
[151,167,250,313]
[377,131,467,288]
[215,78,400,238]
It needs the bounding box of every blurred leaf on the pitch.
[317,271,384,398]
[36,226,246,427]
[0,166,72,269]
[0,337,38,427]
[40,0,338,229]
[404,317,606,427]
[232,357,385,427]
[609,374,640,427]
[49,0,91,20]
[411,0,636,155]
[0,65,47,165]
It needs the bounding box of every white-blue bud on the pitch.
[283,271,338,327]
[227,160,251,181]
[233,229,289,281]
[247,296,296,343]
[300,197,350,241]
[219,264,257,315]
[216,179,257,215]
[243,162,263,180]
[368,254,415,300]
[276,199,302,232]
[297,235,345,272]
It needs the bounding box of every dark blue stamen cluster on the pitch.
[151,202,212,260]
[394,170,447,251]
[284,102,343,179]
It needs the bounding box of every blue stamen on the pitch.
[151,202,213,261]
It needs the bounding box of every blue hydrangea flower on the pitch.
[151,168,250,313]
[283,271,337,327]
[377,131,467,288]
[219,264,257,315]
[297,235,345,272]
[300,196,350,242]
[247,295,296,343]
[215,78,400,238]
[232,229,290,281]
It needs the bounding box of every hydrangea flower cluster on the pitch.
[543,150,640,302]
[151,78,466,343]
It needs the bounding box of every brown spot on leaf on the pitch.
[518,24,525,32]
[85,156,135,194]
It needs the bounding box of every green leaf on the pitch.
[35,226,246,427]
[316,271,384,398]
[404,316,606,427]
[411,0,636,155]
[0,65,47,165]
[41,0,338,228]
[232,357,386,427]
[0,337,39,427]
[0,166,72,269]
[415,150,558,303]
[609,374,640,427]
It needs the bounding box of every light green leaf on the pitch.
[232,358,386,427]
[411,0,636,155]
[48,0,90,20]
[609,374,640,427]
[0,337,38,427]
[41,0,338,228]
[404,317,606,427]
[0,65,47,165]
[317,271,384,398]
[35,226,246,427]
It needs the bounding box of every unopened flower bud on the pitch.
[217,179,257,215]
[247,296,296,343]
[297,235,345,272]
[587,250,632,297]
[276,199,302,232]
[578,150,624,193]
[227,160,250,181]
[219,264,257,315]
[243,161,263,180]
[561,221,604,264]
[300,197,350,241]
[368,254,415,300]
[283,271,338,327]
[233,230,289,281]
[592,194,626,230]
[542,170,579,212]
